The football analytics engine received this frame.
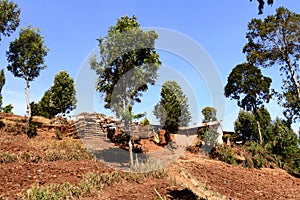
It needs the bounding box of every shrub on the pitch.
[44,140,93,161]
[0,151,17,163]
[209,145,237,165]
[27,117,37,138]
[140,117,150,126]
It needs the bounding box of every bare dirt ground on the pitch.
[1,114,300,199]
[175,152,300,199]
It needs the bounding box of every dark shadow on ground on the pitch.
[288,171,300,179]
[168,188,203,200]
[92,148,148,166]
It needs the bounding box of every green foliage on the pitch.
[243,7,300,123]
[255,106,272,142]
[0,69,5,109]
[2,103,13,113]
[210,145,237,165]
[225,63,272,112]
[35,90,55,118]
[31,71,77,118]
[0,150,17,163]
[210,143,279,169]
[140,117,150,126]
[234,107,272,143]
[234,110,258,141]
[25,170,168,199]
[90,15,161,124]
[245,142,278,169]
[267,118,300,172]
[27,117,37,138]
[201,106,217,122]
[6,26,48,118]
[153,81,191,133]
[50,71,77,115]
[0,0,20,41]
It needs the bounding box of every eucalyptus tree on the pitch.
[6,26,48,118]
[90,15,161,165]
[243,7,300,123]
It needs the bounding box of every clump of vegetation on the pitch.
[0,150,17,163]
[24,169,168,199]
[31,71,77,119]
[210,145,237,165]
[140,117,150,126]
[44,139,93,162]
[27,117,38,138]
[2,104,13,113]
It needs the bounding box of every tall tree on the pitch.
[0,69,5,109]
[153,80,191,133]
[90,15,161,165]
[6,26,48,118]
[90,15,160,120]
[0,0,20,41]
[225,62,272,144]
[201,106,217,123]
[243,7,300,123]
[50,70,77,115]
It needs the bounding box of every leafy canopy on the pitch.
[201,106,217,123]
[225,62,272,112]
[235,107,272,143]
[32,71,77,118]
[153,80,191,132]
[6,26,48,81]
[0,0,20,41]
[50,70,77,115]
[6,26,48,118]
[90,15,161,120]
[243,7,300,123]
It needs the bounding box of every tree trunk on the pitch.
[256,120,263,145]
[25,77,31,118]
[128,138,133,166]
[285,56,300,100]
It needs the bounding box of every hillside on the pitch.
[1,113,300,199]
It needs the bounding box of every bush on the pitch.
[140,117,150,126]
[209,145,237,165]
[27,117,37,138]
[0,151,17,163]
[2,104,13,113]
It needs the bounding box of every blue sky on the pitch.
[0,0,299,131]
